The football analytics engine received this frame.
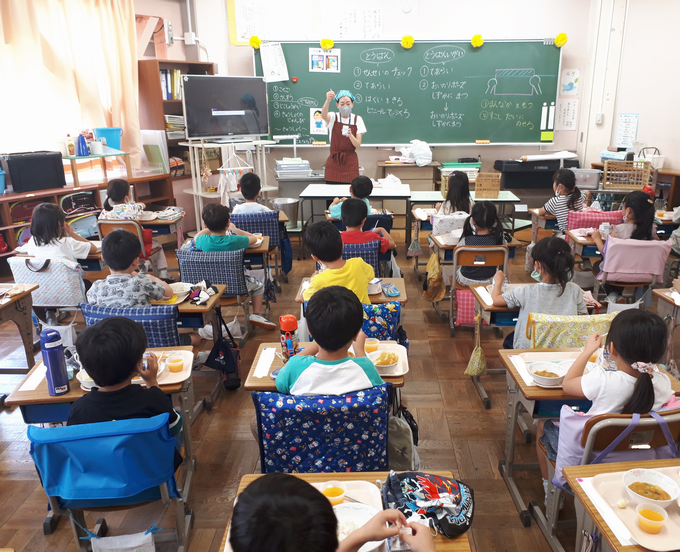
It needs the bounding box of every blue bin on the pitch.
[0,169,5,193]
[93,127,123,151]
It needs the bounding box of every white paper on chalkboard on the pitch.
[309,48,341,73]
[616,113,639,148]
[260,42,289,83]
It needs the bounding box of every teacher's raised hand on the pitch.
[326,90,335,102]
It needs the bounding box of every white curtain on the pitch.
[0,0,142,167]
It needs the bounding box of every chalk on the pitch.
[312,141,327,145]
[475,140,490,144]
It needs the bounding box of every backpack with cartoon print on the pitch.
[381,471,474,538]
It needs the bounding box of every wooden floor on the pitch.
[1,226,649,552]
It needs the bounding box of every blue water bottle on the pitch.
[40,329,70,396]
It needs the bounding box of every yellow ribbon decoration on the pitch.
[249,36,262,49]
[471,34,484,48]
[320,39,334,51]
[555,33,568,48]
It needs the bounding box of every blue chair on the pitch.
[253,383,390,473]
[342,240,381,276]
[230,210,282,290]
[80,303,182,347]
[175,248,253,347]
[28,413,192,551]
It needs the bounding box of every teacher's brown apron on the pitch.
[324,113,359,184]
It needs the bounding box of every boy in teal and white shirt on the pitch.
[275,286,383,396]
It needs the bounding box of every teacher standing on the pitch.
[321,90,366,184]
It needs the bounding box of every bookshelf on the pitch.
[0,174,174,280]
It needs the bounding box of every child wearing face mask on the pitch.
[491,236,587,349]
[591,191,658,302]
[320,89,367,184]
[538,168,586,234]
[455,202,505,286]
[99,179,171,280]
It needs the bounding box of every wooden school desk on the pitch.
[529,208,558,243]
[299,183,412,233]
[497,349,680,528]
[5,346,198,509]
[653,287,679,365]
[405,190,442,245]
[295,278,408,304]
[0,283,38,374]
[244,342,406,392]
[410,208,434,280]
[221,471,472,552]
[141,212,185,245]
[564,459,680,552]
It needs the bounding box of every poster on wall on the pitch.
[260,42,289,83]
[616,113,639,148]
[560,69,579,96]
[309,48,341,73]
[555,99,578,131]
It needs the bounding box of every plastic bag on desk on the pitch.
[409,140,432,167]
[378,174,403,188]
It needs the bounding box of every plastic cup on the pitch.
[657,210,667,218]
[636,503,667,534]
[364,338,379,354]
[320,481,346,506]
[167,357,184,373]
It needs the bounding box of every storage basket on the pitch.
[473,172,501,199]
[638,147,665,171]
[602,160,651,190]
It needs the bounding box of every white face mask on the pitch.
[339,105,352,117]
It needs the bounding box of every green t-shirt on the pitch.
[330,197,371,220]
[195,233,249,252]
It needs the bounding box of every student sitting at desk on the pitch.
[99,179,172,280]
[16,203,97,288]
[230,473,434,552]
[591,191,658,302]
[435,171,472,215]
[456,202,505,287]
[303,221,374,304]
[491,236,587,349]
[340,198,396,254]
[276,286,383,396]
[538,168,585,234]
[328,175,373,219]
[67,317,183,469]
[87,231,201,347]
[194,203,276,331]
[232,172,271,214]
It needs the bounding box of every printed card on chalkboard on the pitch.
[473,173,501,199]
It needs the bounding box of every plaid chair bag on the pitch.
[175,249,248,297]
[9,257,86,307]
[80,304,182,347]
[526,312,618,349]
[566,210,623,239]
[230,211,280,249]
[253,383,390,473]
[342,240,380,276]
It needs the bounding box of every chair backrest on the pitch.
[28,413,179,509]
[363,302,401,340]
[364,214,393,234]
[567,210,623,233]
[452,245,508,275]
[527,312,618,349]
[8,257,86,307]
[97,219,153,259]
[582,408,680,462]
[230,211,280,247]
[175,249,248,297]
[341,240,380,275]
[80,303,181,347]
[253,383,390,473]
[599,236,672,283]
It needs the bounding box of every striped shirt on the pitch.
[543,191,587,231]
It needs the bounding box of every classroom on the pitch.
[1,1,680,551]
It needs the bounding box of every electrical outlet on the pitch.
[595,112,604,125]
[165,19,174,45]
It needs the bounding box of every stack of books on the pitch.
[160,69,182,100]
[165,115,185,140]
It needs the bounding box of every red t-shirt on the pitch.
[341,230,390,254]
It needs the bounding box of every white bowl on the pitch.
[368,350,399,369]
[367,283,382,295]
[529,361,568,387]
[623,469,680,508]
[75,369,96,389]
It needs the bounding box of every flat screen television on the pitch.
[181,75,269,140]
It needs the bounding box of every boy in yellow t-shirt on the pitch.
[303,221,374,304]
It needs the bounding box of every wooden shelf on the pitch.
[137,194,174,204]
[163,99,183,104]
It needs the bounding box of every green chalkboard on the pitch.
[254,40,561,145]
